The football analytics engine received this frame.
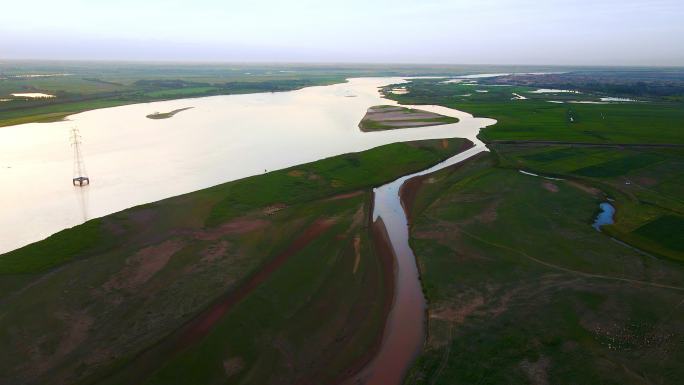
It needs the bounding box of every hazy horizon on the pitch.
[2,0,683,66]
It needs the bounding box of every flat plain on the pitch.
[1,65,683,385]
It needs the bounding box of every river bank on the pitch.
[0,138,471,385]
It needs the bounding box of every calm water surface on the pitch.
[593,202,616,231]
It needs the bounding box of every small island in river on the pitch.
[358,105,459,131]
[146,107,193,120]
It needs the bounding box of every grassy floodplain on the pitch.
[381,73,684,384]
[385,76,684,261]
[492,144,684,262]
[401,154,684,384]
[0,138,469,385]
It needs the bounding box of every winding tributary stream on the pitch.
[350,112,489,385]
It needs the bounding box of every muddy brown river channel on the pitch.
[350,124,489,385]
[0,77,496,384]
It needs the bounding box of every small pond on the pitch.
[592,202,615,231]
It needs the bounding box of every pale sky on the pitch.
[1,0,683,65]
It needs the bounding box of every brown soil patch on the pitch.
[566,180,601,196]
[104,239,185,291]
[340,205,366,243]
[201,240,229,263]
[178,217,337,347]
[287,170,306,177]
[109,218,339,384]
[634,176,657,186]
[520,356,551,385]
[400,175,427,224]
[190,218,269,241]
[399,143,477,223]
[129,207,157,224]
[273,337,296,370]
[412,221,464,243]
[223,357,245,378]
[101,218,126,236]
[431,296,485,325]
[55,311,94,360]
[263,203,287,216]
[359,105,458,131]
[472,200,500,224]
[336,219,396,385]
[365,109,440,121]
[352,235,361,274]
[542,181,559,193]
[487,289,518,318]
[324,190,363,202]
[22,311,94,379]
[381,121,449,127]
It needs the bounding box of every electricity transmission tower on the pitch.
[70,127,90,186]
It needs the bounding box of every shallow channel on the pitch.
[347,109,490,384]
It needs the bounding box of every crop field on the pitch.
[401,154,684,385]
[0,138,468,385]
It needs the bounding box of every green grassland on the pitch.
[384,77,684,260]
[381,76,684,384]
[385,79,684,144]
[0,138,468,385]
[402,154,684,385]
[493,144,684,261]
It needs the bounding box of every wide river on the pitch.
[0,77,496,384]
[0,77,494,254]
